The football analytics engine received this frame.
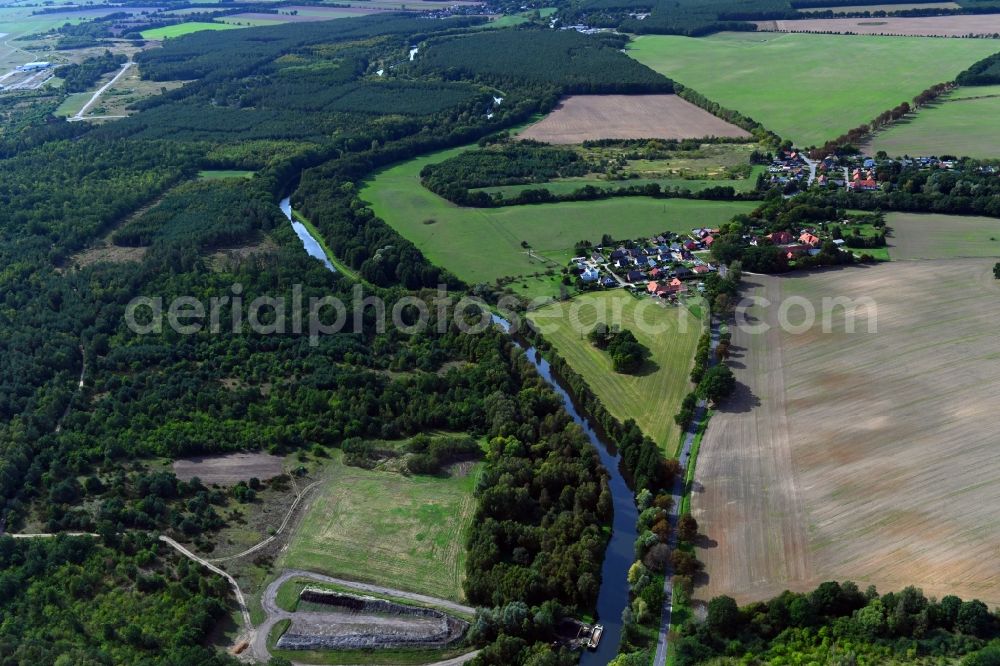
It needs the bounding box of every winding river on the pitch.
[280,196,337,273]
[278,193,636,663]
[492,316,637,666]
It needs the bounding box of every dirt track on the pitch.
[694,260,1000,607]
[519,95,750,144]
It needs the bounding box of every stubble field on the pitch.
[518,95,751,144]
[694,260,1000,607]
[759,14,1000,36]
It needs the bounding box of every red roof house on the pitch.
[799,232,821,247]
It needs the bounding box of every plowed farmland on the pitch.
[693,260,1000,607]
[518,95,750,144]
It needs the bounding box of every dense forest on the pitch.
[957,51,1000,86]
[0,534,236,665]
[0,15,634,664]
[677,582,1000,665]
[411,28,674,94]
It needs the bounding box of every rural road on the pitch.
[801,155,817,186]
[255,569,476,665]
[159,535,255,645]
[70,61,132,121]
[653,318,720,666]
[209,479,322,563]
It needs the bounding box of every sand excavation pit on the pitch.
[172,452,285,485]
[518,94,751,144]
[277,588,468,651]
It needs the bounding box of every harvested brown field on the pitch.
[801,2,959,12]
[173,452,285,484]
[518,94,750,144]
[758,14,1000,36]
[694,260,1000,608]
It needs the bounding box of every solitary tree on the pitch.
[698,365,736,404]
[993,262,1000,279]
[677,513,699,543]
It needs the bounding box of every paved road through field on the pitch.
[69,61,132,121]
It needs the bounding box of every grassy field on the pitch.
[949,84,1000,100]
[887,212,1000,260]
[280,451,480,602]
[54,92,91,118]
[693,261,1000,608]
[628,32,999,146]
[527,291,704,449]
[864,93,1000,159]
[475,170,763,199]
[360,145,755,300]
[141,21,241,39]
[198,169,255,180]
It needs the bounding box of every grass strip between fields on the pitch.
[665,408,712,666]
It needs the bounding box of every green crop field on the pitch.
[280,451,480,602]
[888,212,1000,260]
[628,32,999,147]
[949,84,1000,100]
[474,169,763,199]
[360,145,754,300]
[141,21,242,39]
[866,93,1000,159]
[528,291,704,449]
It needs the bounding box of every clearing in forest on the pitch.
[863,92,1000,159]
[527,291,704,450]
[693,260,1000,608]
[627,32,999,146]
[518,95,751,144]
[172,452,286,485]
[281,451,479,602]
[361,144,755,300]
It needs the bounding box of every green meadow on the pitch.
[360,145,754,299]
[528,291,704,449]
[628,32,999,146]
[141,22,241,39]
[280,451,479,602]
[866,93,1000,159]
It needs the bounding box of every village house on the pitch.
[799,232,821,247]
[768,230,794,245]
